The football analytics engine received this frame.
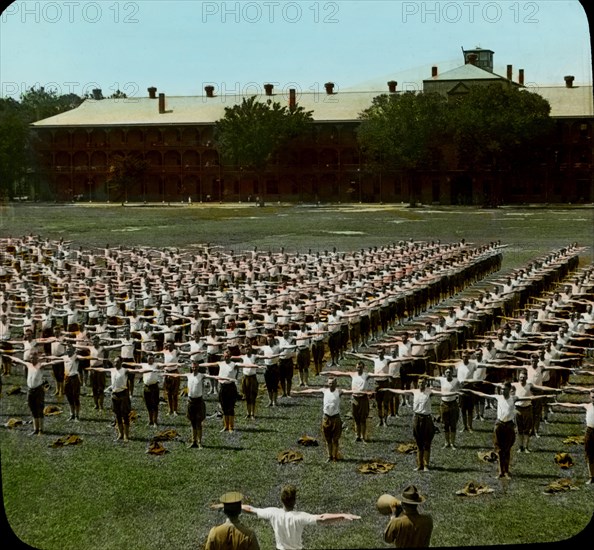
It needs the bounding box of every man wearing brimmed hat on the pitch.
[384,485,433,547]
[205,492,260,549]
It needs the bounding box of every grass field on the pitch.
[1,202,594,550]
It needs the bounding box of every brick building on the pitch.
[30,49,593,204]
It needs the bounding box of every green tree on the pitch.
[357,92,449,204]
[106,153,148,202]
[214,96,313,196]
[20,86,83,122]
[0,98,30,198]
[0,86,85,199]
[109,90,127,99]
[358,86,553,205]
[450,84,553,170]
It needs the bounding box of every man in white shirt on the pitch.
[294,377,353,462]
[552,387,594,485]
[465,381,543,478]
[431,367,461,449]
[322,361,374,442]
[123,353,163,427]
[294,322,312,387]
[87,357,133,442]
[243,484,360,550]
[162,359,218,448]
[277,329,297,398]
[455,351,477,433]
[3,351,62,436]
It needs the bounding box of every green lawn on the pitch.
[1,202,593,549]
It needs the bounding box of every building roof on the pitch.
[424,63,505,82]
[31,84,593,128]
[31,91,385,127]
[533,85,594,118]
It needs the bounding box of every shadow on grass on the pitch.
[238,426,278,433]
[511,472,561,480]
[205,444,246,451]
[429,465,482,473]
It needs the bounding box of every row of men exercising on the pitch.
[1,323,579,432]
[0,245,502,354]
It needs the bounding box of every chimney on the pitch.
[324,82,335,95]
[264,83,274,96]
[148,87,157,99]
[564,75,575,88]
[289,88,296,110]
[204,85,215,98]
[467,54,477,66]
[431,66,438,77]
[387,80,397,93]
[158,93,165,114]
[507,64,513,80]
[92,88,102,100]
[518,69,524,86]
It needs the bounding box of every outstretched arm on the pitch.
[377,388,414,395]
[551,401,588,411]
[462,388,498,400]
[316,513,361,523]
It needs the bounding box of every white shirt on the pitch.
[218,360,237,384]
[586,403,594,429]
[351,373,370,394]
[495,394,516,422]
[439,377,460,402]
[251,507,318,550]
[64,355,79,377]
[241,354,258,376]
[110,367,128,392]
[26,363,44,389]
[187,372,205,398]
[512,382,532,408]
[142,363,160,385]
[412,389,433,415]
[526,365,545,386]
[456,361,475,382]
[322,387,341,416]
[373,357,389,381]
[260,344,279,366]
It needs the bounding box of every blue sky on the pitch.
[0,0,591,99]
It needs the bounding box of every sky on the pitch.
[0,0,592,100]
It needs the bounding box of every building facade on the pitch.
[30,50,593,204]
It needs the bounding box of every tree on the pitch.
[357,86,554,205]
[357,92,449,204]
[106,153,148,202]
[0,87,85,199]
[0,98,29,198]
[20,86,84,122]
[450,85,553,170]
[214,96,313,196]
[109,90,127,99]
